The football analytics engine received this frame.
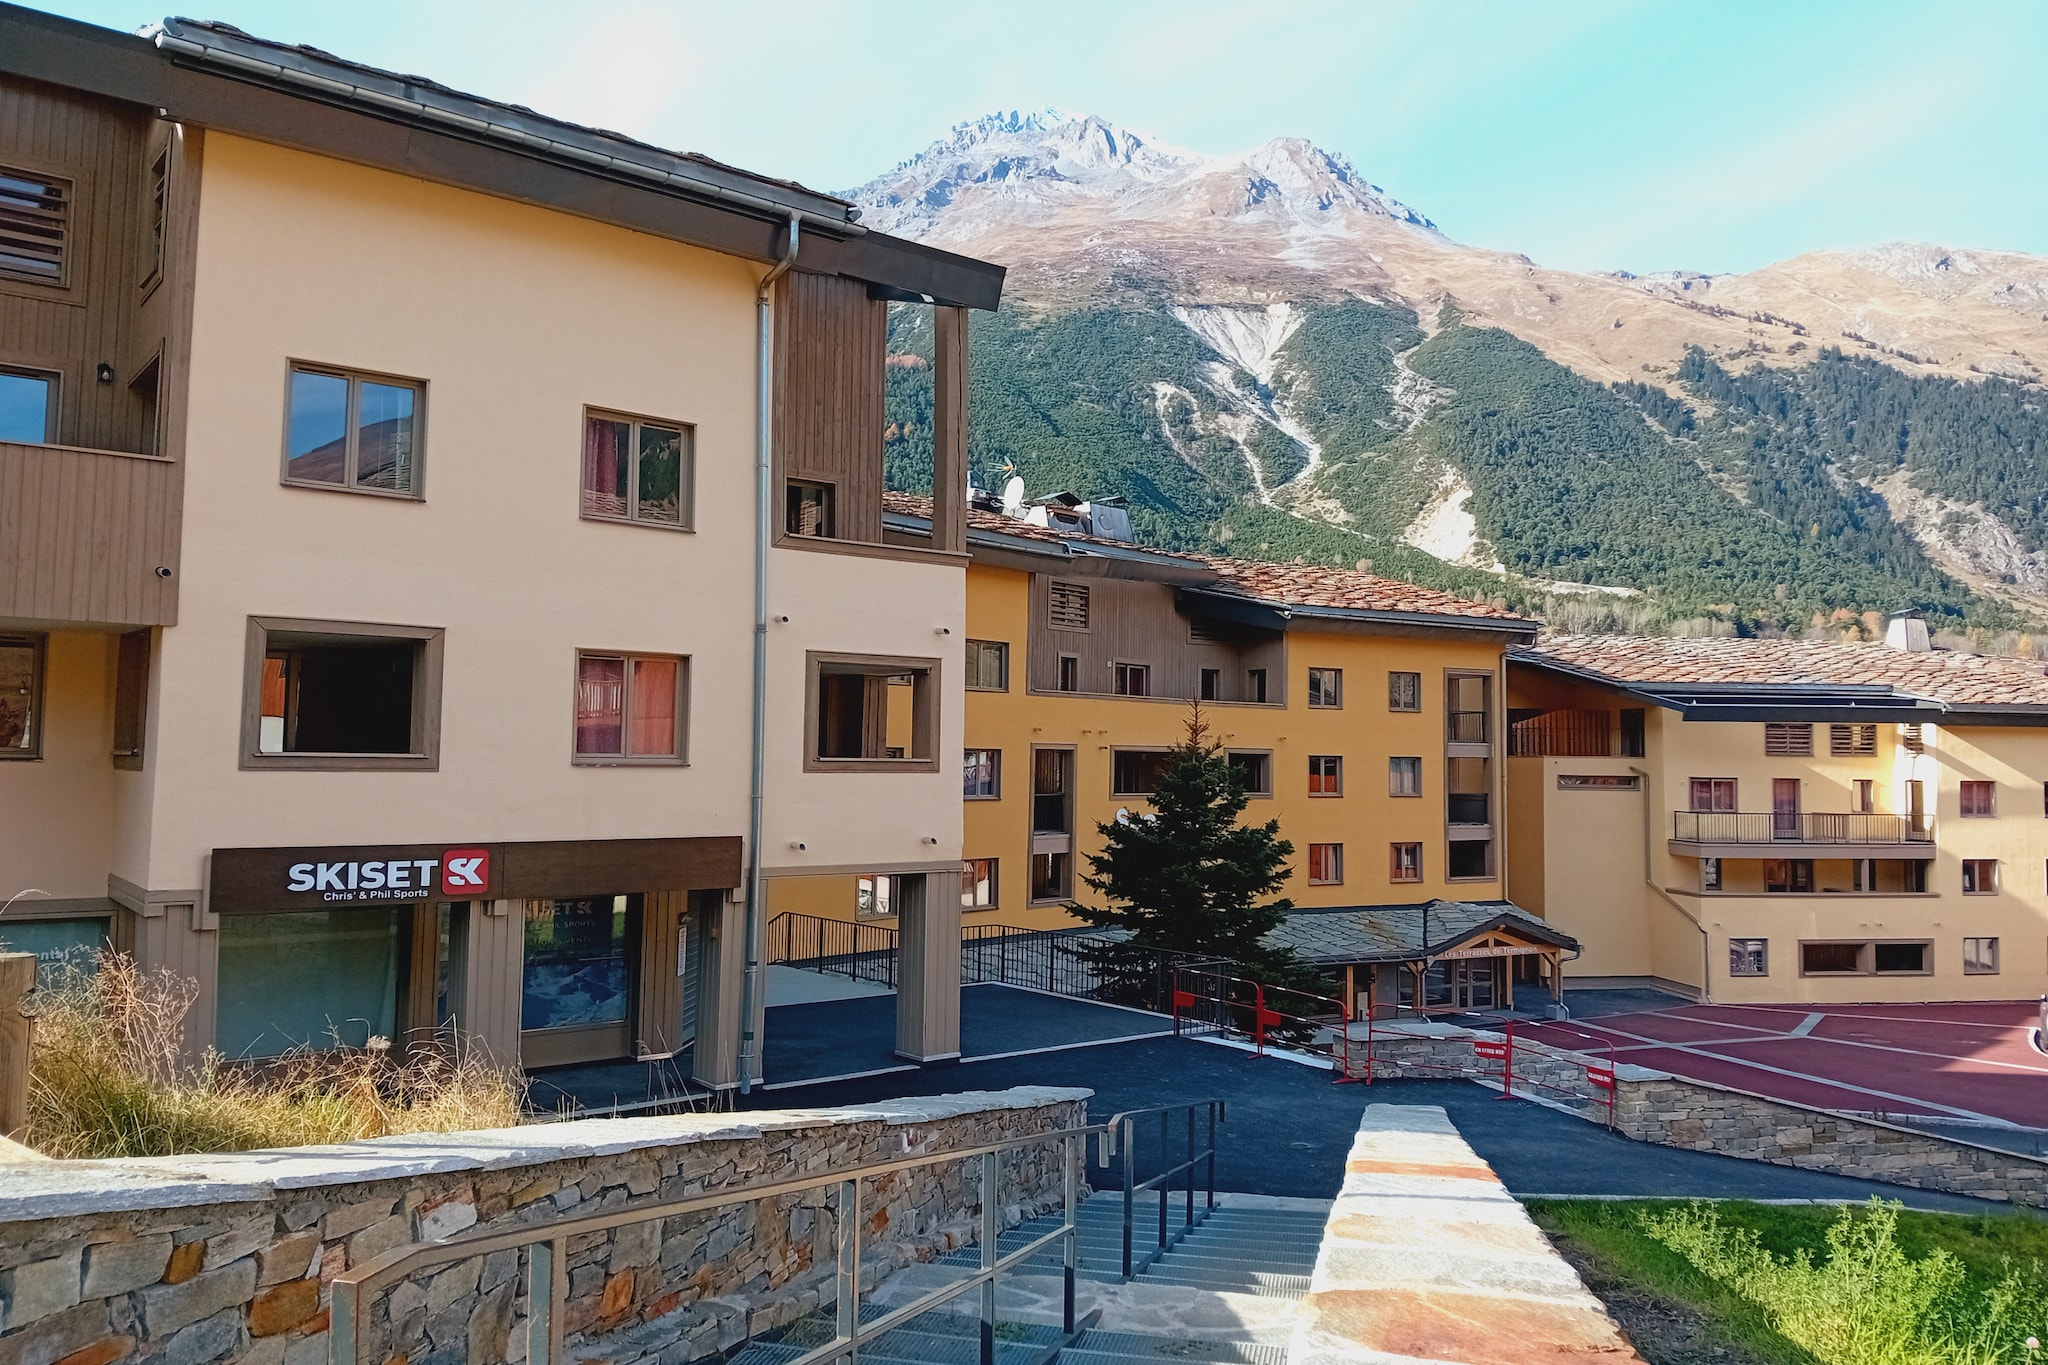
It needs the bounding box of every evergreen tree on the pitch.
[1073,705,1299,980]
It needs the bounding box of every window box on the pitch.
[283,364,424,498]
[240,618,443,771]
[582,410,693,529]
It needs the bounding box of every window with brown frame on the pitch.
[1113,662,1151,697]
[964,748,1001,799]
[1112,749,1173,797]
[1964,936,1999,975]
[1389,756,1422,797]
[1689,778,1737,812]
[0,165,69,285]
[242,618,443,771]
[1729,939,1767,976]
[1199,668,1220,701]
[1246,668,1268,704]
[1962,858,1997,894]
[964,640,1009,691]
[1388,671,1422,712]
[785,479,835,538]
[1048,581,1090,631]
[1227,750,1272,797]
[1764,722,1812,756]
[1851,779,1874,814]
[806,653,939,771]
[284,365,424,497]
[0,633,45,759]
[112,630,150,769]
[1307,667,1342,708]
[1390,842,1423,884]
[574,651,687,763]
[1307,843,1343,885]
[582,411,692,529]
[1960,781,1995,817]
[1309,754,1342,796]
[962,859,999,911]
[1056,655,1080,693]
[0,366,57,445]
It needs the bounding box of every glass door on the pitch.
[1772,778,1801,839]
[521,895,641,1068]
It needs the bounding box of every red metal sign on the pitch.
[1473,1040,1508,1060]
[1586,1066,1615,1091]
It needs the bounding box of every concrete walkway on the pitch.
[1291,1105,1643,1365]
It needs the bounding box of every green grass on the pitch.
[1528,1199,2048,1365]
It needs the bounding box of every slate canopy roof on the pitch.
[1261,900,1578,967]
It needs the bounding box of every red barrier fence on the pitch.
[1349,1011,1619,1126]
[1169,968,1361,1082]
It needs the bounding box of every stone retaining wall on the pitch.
[1356,1022,2048,1206]
[0,1088,1089,1365]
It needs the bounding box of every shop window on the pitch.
[1446,840,1491,880]
[1047,581,1090,631]
[1112,749,1173,797]
[962,859,998,911]
[785,479,834,538]
[1030,851,1071,903]
[1800,942,1865,975]
[243,619,443,770]
[1763,723,1812,757]
[1227,750,1272,797]
[1390,842,1423,884]
[1307,843,1343,885]
[1701,857,1722,891]
[1962,859,1997,894]
[1246,668,1268,704]
[1307,667,1342,709]
[0,366,56,444]
[1963,936,1999,975]
[0,633,44,759]
[1765,858,1813,893]
[216,910,399,1058]
[806,653,938,771]
[522,897,636,1028]
[1619,708,1646,758]
[1874,942,1930,974]
[1388,756,1421,797]
[1728,939,1767,977]
[857,875,895,919]
[1056,655,1080,693]
[581,410,692,529]
[1388,671,1421,713]
[1830,723,1877,756]
[1198,667,1220,701]
[1113,662,1150,697]
[964,747,1001,799]
[284,365,423,497]
[112,630,150,769]
[0,164,69,284]
[574,652,687,763]
[1960,781,1995,817]
[965,640,1009,691]
[1309,754,1343,796]
[0,915,107,970]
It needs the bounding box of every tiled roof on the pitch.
[1262,900,1575,965]
[1521,635,2048,709]
[883,492,1531,626]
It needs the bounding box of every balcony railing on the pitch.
[1671,812,1932,845]
[1447,711,1490,745]
[1447,792,1491,826]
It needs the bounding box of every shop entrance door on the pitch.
[521,895,641,1068]
[1414,958,1500,1012]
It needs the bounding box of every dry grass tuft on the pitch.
[25,949,526,1158]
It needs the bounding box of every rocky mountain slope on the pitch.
[855,109,2048,631]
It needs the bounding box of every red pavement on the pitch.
[1519,1000,2048,1129]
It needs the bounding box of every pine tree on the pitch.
[1073,705,1298,980]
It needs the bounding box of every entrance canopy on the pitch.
[1263,899,1581,1016]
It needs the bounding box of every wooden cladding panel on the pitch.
[0,441,177,624]
[931,305,968,554]
[773,270,885,545]
[0,75,163,455]
[1508,709,1612,757]
[1025,574,1287,704]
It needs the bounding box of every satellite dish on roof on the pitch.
[1001,475,1026,516]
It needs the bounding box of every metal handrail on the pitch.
[331,1123,1100,1365]
[1671,811,1932,844]
[1096,1100,1225,1279]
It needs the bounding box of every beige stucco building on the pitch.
[0,13,1000,1088]
[1508,625,2048,1005]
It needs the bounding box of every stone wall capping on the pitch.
[0,1088,1092,1223]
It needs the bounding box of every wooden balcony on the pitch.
[0,440,180,626]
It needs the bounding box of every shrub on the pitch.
[25,949,525,1157]
[1642,1199,2048,1365]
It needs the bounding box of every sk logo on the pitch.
[442,849,490,894]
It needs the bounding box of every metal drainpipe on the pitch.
[1629,765,1711,1004]
[739,215,800,1094]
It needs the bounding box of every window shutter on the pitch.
[1048,581,1090,630]
[1187,618,1226,644]
[1763,722,1812,756]
[1829,723,1876,756]
[0,167,69,284]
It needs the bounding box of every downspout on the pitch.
[1629,765,1711,1004]
[739,214,800,1094]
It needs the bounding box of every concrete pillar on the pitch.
[895,870,962,1063]
[691,892,748,1089]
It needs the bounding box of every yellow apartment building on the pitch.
[1508,623,2048,1004]
[774,497,1580,1014]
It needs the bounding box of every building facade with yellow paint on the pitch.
[1508,625,2048,1005]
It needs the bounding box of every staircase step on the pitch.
[1131,1267,1310,1297]
[1068,1335,1289,1365]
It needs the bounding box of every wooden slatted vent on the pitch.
[1764,722,1813,756]
[1047,581,1090,631]
[1830,723,1877,756]
[0,166,68,284]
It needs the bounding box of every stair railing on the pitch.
[331,1123,1099,1365]
[1097,1099,1226,1279]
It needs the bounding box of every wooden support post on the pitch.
[932,305,969,554]
[1,953,34,1140]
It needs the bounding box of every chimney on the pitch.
[1884,609,1930,652]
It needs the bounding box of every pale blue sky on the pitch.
[28,0,2048,275]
